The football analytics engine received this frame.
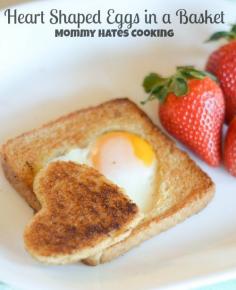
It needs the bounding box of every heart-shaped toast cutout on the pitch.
[24,161,141,264]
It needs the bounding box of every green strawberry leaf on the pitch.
[141,66,217,105]
[141,83,168,104]
[231,24,236,34]
[143,73,165,93]
[178,66,217,82]
[172,77,188,96]
[206,24,236,42]
[206,31,229,42]
[202,70,218,82]
[152,85,169,102]
[179,69,205,79]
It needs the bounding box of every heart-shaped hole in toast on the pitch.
[24,161,141,264]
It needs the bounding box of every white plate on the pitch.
[0,0,236,289]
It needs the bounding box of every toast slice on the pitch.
[24,161,141,264]
[1,98,215,265]
[84,177,213,265]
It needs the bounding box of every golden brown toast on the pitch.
[84,177,213,265]
[24,161,141,264]
[1,98,215,265]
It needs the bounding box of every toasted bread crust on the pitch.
[83,145,215,265]
[24,161,141,264]
[1,157,41,211]
[1,98,170,211]
[1,98,215,264]
[84,182,214,265]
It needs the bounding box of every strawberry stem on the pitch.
[206,24,236,42]
[142,66,216,104]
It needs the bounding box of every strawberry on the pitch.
[142,66,225,167]
[206,40,236,75]
[217,49,236,124]
[206,25,236,124]
[224,116,236,177]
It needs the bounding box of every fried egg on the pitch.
[52,131,157,212]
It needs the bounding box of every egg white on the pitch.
[51,136,157,213]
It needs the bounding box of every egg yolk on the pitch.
[90,131,155,168]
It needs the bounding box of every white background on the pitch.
[0,0,235,289]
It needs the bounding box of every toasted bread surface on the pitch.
[1,98,215,264]
[24,161,141,264]
[84,182,214,265]
[2,98,167,211]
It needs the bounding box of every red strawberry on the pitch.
[217,50,236,124]
[206,40,236,75]
[142,66,225,166]
[206,25,236,124]
[224,116,236,176]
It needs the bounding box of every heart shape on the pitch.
[24,161,140,264]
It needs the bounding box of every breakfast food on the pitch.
[24,162,141,264]
[54,131,157,212]
[216,50,236,124]
[206,25,236,124]
[224,116,236,177]
[1,98,215,265]
[142,66,225,167]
